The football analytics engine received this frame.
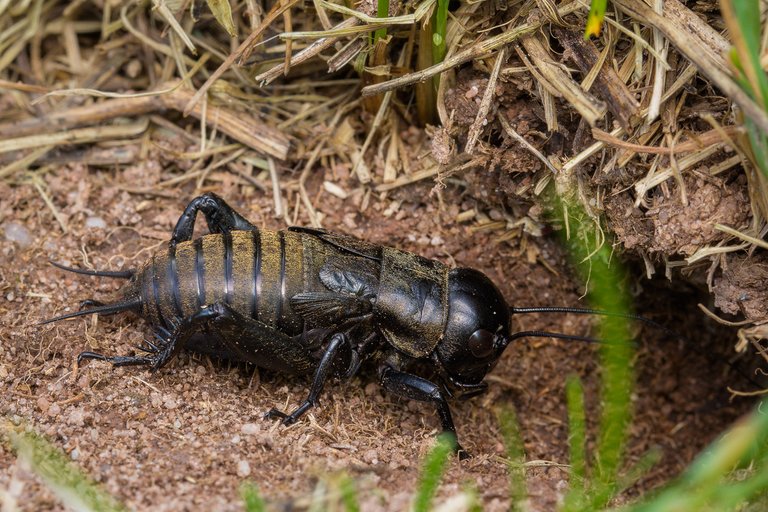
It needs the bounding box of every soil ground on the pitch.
[0,161,756,510]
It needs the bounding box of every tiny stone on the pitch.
[70,448,80,461]
[48,402,61,417]
[85,216,107,229]
[241,423,260,435]
[231,434,241,444]
[362,449,378,465]
[163,397,178,409]
[37,396,50,414]
[3,221,32,248]
[125,59,142,78]
[236,459,251,478]
[67,407,85,426]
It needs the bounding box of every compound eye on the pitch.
[468,329,495,358]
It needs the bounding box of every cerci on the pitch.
[43,193,634,456]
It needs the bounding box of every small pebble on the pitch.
[67,407,85,426]
[362,449,379,465]
[236,460,251,477]
[37,396,49,414]
[241,423,259,435]
[47,403,61,417]
[3,222,32,248]
[85,216,107,229]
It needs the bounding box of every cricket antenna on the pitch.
[510,306,675,337]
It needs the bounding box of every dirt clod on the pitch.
[645,176,751,256]
[713,254,768,321]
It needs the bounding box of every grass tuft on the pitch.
[240,482,266,512]
[412,433,454,512]
[3,422,126,512]
[563,375,587,509]
[621,400,768,512]
[719,0,768,180]
[498,408,528,511]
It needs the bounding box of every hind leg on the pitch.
[170,192,256,246]
[78,313,205,370]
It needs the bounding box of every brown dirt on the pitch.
[0,158,755,510]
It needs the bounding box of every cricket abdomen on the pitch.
[139,230,308,335]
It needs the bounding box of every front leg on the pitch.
[379,366,468,459]
[170,192,256,246]
[266,333,355,424]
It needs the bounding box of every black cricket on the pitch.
[42,193,642,456]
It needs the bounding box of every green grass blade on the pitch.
[7,425,126,512]
[413,433,454,512]
[622,400,768,512]
[681,403,768,487]
[728,0,768,108]
[240,482,266,512]
[709,466,768,510]
[592,309,633,508]
[549,191,635,510]
[498,408,528,510]
[340,475,360,512]
[746,118,768,178]
[585,0,607,38]
[616,447,662,494]
[374,0,389,43]
[562,375,588,511]
[432,0,448,65]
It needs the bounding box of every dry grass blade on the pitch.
[633,143,726,203]
[562,126,622,173]
[0,146,53,180]
[615,0,768,134]
[466,48,506,154]
[554,27,640,129]
[182,0,300,116]
[499,115,559,174]
[521,35,606,127]
[0,119,149,154]
[714,224,768,251]
[0,84,290,159]
[255,18,359,84]
[165,86,290,159]
[153,0,196,54]
[361,1,583,96]
[375,167,440,192]
[592,126,742,154]
[306,0,434,29]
